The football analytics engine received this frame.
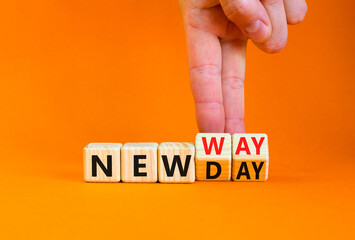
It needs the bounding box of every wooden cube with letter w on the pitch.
[195,133,231,181]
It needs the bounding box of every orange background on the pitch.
[0,0,354,239]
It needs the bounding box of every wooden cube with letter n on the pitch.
[83,143,122,182]
[121,143,158,183]
[158,142,195,183]
[195,133,231,181]
[232,134,269,181]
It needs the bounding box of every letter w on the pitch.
[202,137,225,155]
[162,155,191,177]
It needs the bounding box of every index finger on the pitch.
[182,15,225,132]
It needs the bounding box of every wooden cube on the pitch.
[158,142,195,183]
[195,133,232,181]
[232,134,269,181]
[83,143,122,182]
[121,143,158,183]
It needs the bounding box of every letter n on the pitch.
[92,155,112,177]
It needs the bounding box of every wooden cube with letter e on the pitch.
[83,143,122,182]
[232,134,269,181]
[121,143,158,183]
[195,133,232,181]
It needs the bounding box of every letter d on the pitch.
[206,162,221,179]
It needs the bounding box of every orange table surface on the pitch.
[1,150,354,239]
[0,0,354,239]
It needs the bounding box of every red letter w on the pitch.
[202,137,225,155]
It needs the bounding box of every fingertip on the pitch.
[220,0,272,42]
[284,0,308,25]
[195,103,225,133]
[245,20,272,42]
[224,118,245,134]
[287,4,307,25]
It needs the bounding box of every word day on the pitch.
[83,133,269,183]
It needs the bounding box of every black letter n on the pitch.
[92,155,112,177]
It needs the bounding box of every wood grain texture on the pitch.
[121,143,158,183]
[232,134,269,181]
[158,142,195,183]
[83,143,122,182]
[195,133,232,181]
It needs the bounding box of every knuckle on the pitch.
[260,0,282,7]
[223,0,249,19]
[190,64,220,78]
[190,64,223,105]
[195,101,224,107]
[195,99,224,112]
[222,76,244,90]
[225,117,245,124]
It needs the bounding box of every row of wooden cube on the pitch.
[84,133,269,183]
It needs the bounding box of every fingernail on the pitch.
[245,20,268,42]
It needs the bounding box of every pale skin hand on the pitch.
[180,0,307,134]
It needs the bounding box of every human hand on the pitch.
[180,0,307,133]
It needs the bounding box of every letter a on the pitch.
[235,137,251,155]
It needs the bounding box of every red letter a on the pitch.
[235,137,251,155]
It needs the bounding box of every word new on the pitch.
[83,133,269,183]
